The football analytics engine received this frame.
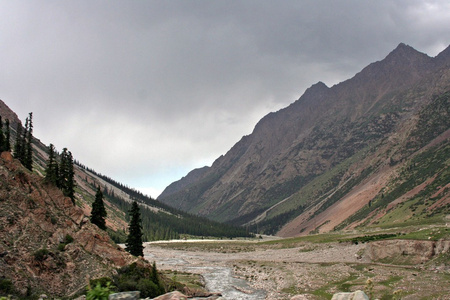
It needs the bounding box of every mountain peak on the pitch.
[383,43,429,64]
[435,44,450,66]
[301,81,329,100]
[390,43,418,55]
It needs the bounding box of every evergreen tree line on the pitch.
[44,144,76,204]
[102,187,252,240]
[76,163,176,213]
[102,188,179,242]
[79,164,252,239]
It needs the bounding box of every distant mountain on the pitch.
[158,43,450,236]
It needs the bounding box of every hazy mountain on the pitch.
[158,43,450,236]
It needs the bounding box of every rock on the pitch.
[1,151,13,162]
[331,290,369,300]
[366,239,450,264]
[291,295,310,299]
[152,291,189,300]
[108,291,140,300]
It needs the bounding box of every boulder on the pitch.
[108,291,140,300]
[152,291,189,300]
[331,290,369,300]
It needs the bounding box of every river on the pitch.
[144,244,266,299]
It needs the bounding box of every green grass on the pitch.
[260,232,349,246]
[310,273,361,299]
[399,227,450,240]
[378,275,403,288]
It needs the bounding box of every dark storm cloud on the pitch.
[1,0,449,196]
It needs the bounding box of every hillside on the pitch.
[0,151,140,297]
[158,43,450,236]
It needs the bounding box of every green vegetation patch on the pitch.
[340,233,399,244]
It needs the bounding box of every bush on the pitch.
[0,278,14,294]
[33,248,49,261]
[57,243,66,252]
[86,282,114,300]
[65,234,74,244]
[90,277,114,290]
[137,279,160,298]
[112,263,165,298]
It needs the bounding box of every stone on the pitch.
[291,295,310,299]
[152,291,189,300]
[108,291,140,300]
[331,290,369,300]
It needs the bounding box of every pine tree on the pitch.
[14,122,23,160]
[150,261,160,286]
[44,144,59,185]
[0,115,5,152]
[24,112,33,170]
[60,148,75,204]
[5,119,11,151]
[90,187,107,230]
[125,201,144,256]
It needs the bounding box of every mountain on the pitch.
[158,43,450,236]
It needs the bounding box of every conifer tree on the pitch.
[150,261,160,286]
[44,144,59,185]
[60,148,75,204]
[90,187,107,230]
[14,122,23,160]
[125,201,144,256]
[24,112,33,170]
[5,119,11,151]
[0,116,5,152]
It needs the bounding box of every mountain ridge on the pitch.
[158,43,450,235]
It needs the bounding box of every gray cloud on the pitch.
[1,0,449,197]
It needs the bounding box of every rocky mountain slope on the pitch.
[0,151,140,298]
[158,43,450,235]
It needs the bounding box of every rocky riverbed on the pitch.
[143,239,450,299]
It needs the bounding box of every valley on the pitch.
[146,229,449,299]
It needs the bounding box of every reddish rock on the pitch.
[0,156,142,297]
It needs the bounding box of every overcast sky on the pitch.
[1,1,449,198]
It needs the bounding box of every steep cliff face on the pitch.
[158,43,450,233]
[0,152,140,298]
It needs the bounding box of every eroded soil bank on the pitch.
[144,239,449,299]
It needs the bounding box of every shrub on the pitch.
[89,277,114,289]
[112,262,165,298]
[137,279,160,298]
[57,243,66,252]
[86,282,114,300]
[0,278,14,294]
[33,248,49,261]
[65,234,74,244]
